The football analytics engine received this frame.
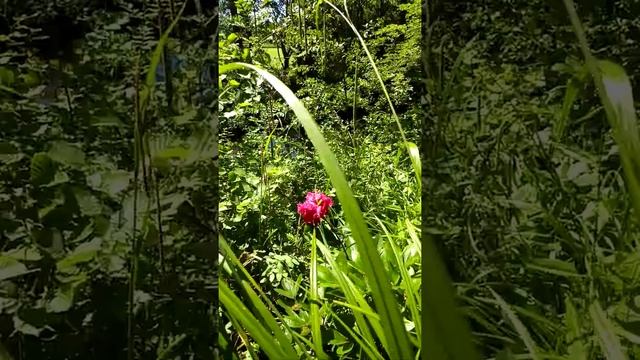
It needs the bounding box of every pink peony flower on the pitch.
[297,191,333,226]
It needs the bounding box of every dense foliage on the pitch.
[0,1,217,358]
[218,0,421,358]
[424,0,640,358]
[5,0,640,359]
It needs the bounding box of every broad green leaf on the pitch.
[90,170,131,197]
[47,141,85,167]
[73,187,102,216]
[47,283,75,313]
[0,256,31,281]
[3,247,42,262]
[43,170,70,188]
[12,315,41,336]
[56,237,102,272]
[30,152,55,185]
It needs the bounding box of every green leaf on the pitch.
[564,297,587,360]
[566,161,588,181]
[12,315,41,336]
[91,115,124,127]
[56,237,102,272]
[73,187,102,216]
[0,142,23,164]
[47,283,74,313]
[0,67,15,85]
[526,258,581,277]
[89,170,131,197]
[555,77,581,140]
[47,141,85,168]
[0,256,31,281]
[226,33,238,44]
[30,152,55,185]
[3,247,42,262]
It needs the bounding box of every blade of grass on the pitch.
[590,301,627,360]
[127,6,187,358]
[219,235,306,358]
[326,306,385,360]
[564,296,587,360]
[309,228,327,359]
[228,314,260,360]
[424,233,480,360]
[316,235,383,352]
[219,280,295,360]
[489,288,541,360]
[563,0,640,225]
[374,215,421,341]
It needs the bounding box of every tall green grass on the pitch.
[219,3,424,358]
[418,0,640,359]
[127,3,187,359]
[424,1,640,359]
[219,61,415,358]
[561,0,639,357]
[315,0,421,187]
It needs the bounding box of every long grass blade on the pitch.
[489,288,541,360]
[219,235,305,358]
[316,236,383,352]
[562,0,640,224]
[327,306,385,360]
[374,216,421,341]
[564,296,587,360]
[309,228,327,359]
[424,233,480,360]
[589,301,627,360]
[219,281,295,360]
